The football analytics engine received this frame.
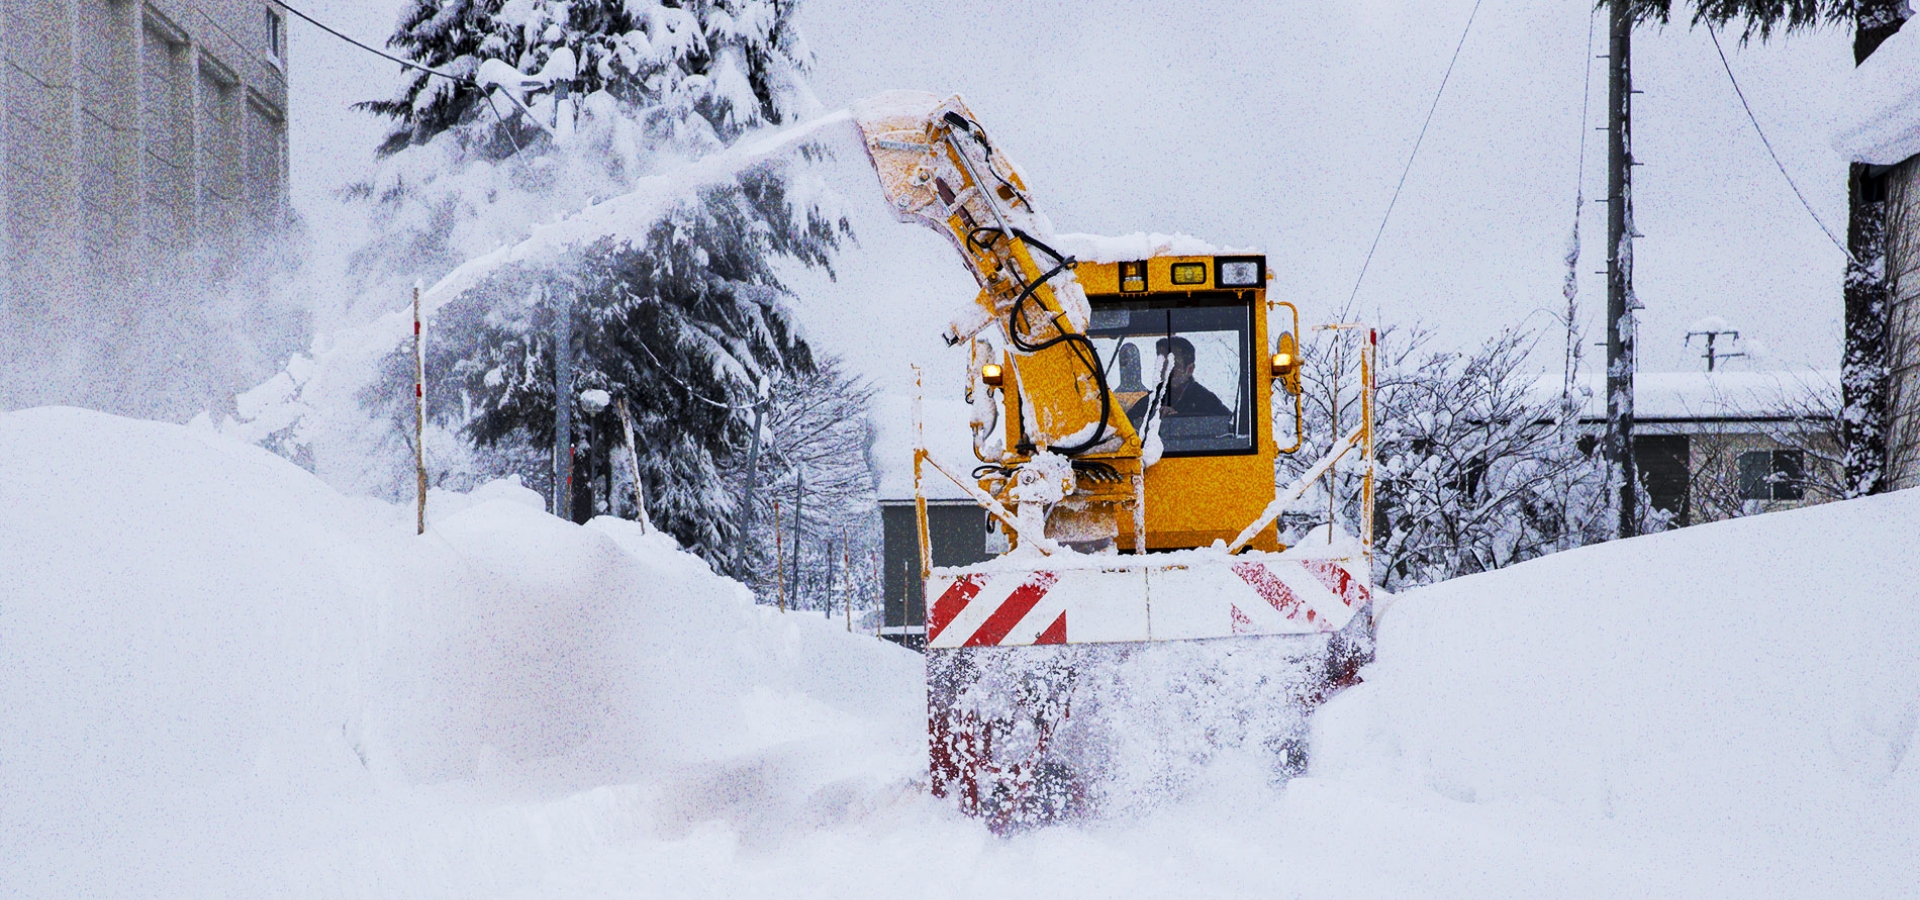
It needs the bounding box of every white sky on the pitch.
[289,0,1860,383]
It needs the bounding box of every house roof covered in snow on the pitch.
[1833,25,1920,165]
[1578,369,1837,423]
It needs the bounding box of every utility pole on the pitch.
[1606,0,1638,539]
[551,287,573,519]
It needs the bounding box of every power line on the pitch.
[1706,23,1858,268]
[633,333,771,411]
[273,0,760,413]
[1343,0,1486,316]
[270,0,471,84]
[270,3,527,154]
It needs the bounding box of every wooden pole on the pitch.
[615,398,651,532]
[413,282,427,535]
[774,498,785,612]
[789,467,805,612]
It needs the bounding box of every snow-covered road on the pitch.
[4,407,1916,897]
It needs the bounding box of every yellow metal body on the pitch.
[854,92,1295,555]
[1019,256,1283,552]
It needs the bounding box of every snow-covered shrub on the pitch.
[1284,326,1611,590]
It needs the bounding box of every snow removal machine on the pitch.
[852,92,1377,828]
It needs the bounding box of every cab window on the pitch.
[1087,293,1254,455]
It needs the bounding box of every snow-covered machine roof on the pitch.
[1047,232,1249,263]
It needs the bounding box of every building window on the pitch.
[1738,449,1805,501]
[266,8,283,60]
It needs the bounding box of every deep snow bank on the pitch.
[0,407,922,898]
[7,406,1920,898]
[1310,490,1920,896]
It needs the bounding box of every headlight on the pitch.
[1217,257,1264,287]
[1170,262,1207,285]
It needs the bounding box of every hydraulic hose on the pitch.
[971,226,1116,457]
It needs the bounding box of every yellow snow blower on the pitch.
[852,91,1377,828]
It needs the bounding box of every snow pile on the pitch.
[1310,490,1920,895]
[6,405,1918,897]
[0,407,921,898]
[1834,23,1920,164]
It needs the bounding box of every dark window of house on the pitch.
[1738,449,1805,501]
[1636,435,1690,525]
[266,9,282,60]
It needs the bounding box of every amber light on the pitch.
[981,363,1005,387]
[1171,262,1207,285]
[1271,331,1302,395]
[1119,260,1146,292]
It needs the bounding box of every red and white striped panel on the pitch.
[925,556,1370,649]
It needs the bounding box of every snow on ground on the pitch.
[5,406,1918,897]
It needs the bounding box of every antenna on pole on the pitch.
[1685,324,1746,372]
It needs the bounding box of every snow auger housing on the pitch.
[851,91,1377,826]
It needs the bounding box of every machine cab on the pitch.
[1072,254,1286,551]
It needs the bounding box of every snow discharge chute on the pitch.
[850,91,1382,829]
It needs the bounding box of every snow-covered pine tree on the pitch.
[359,0,811,160]
[354,0,851,573]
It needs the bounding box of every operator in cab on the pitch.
[1127,336,1230,422]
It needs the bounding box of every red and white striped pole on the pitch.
[414,281,427,535]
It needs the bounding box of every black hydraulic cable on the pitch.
[943,113,1035,212]
[992,231,1117,456]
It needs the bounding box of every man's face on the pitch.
[1168,355,1194,391]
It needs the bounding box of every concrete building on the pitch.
[2,0,290,412]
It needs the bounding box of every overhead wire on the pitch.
[269,0,527,151]
[1563,9,1598,408]
[630,327,773,411]
[1342,0,1486,318]
[270,0,470,84]
[278,0,778,411]
[1706,23,1859,268]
